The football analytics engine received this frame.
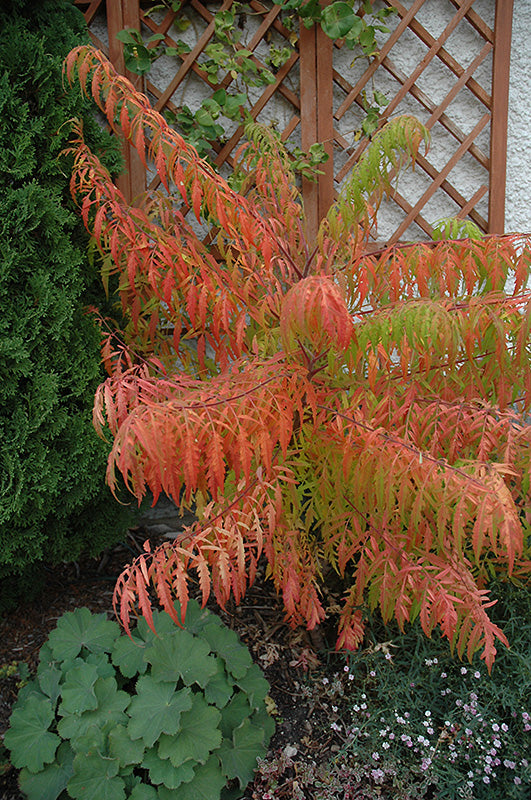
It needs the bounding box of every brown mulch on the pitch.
[0,511,344,800]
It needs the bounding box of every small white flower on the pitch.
[461,667,468,675]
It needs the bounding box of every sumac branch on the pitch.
[65,45,531,670]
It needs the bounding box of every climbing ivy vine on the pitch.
[117,0,395,163]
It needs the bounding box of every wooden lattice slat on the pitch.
[74,0,513,243]
[331,0,505,241]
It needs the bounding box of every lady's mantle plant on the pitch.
[4,602,273,800]
[63,46,531,671]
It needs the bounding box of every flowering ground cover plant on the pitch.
[250,580,530,799]
[63,45,531,670]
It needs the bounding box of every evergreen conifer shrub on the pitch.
[0,0,132,605]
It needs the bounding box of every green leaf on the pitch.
[158,695,222,766]
[178,599,222,635]
[200,623,252,680]
[47,609,119,661]
[37,666,62,709]
[127,676,192,747]
[373,90,390,108]
[136,609,181,642]
[250,706,276,746]
[4,695,60,772]
[115,29,140,45]
[72,722,107,756]
[143,748,196,789]
[321,3,361,39]
[111,632,148,678]
[195,108,216,127]
[218,718,266,787]
[85,652,116,679]
[204,657,234,709]
[68,752,125,800]
[124,47,152,76]
[130,784,159,800]
[58,661,99,716]
[234,664,270,709]
[108,724,145,766]
[57,677,129,744]
[157,756,227,800]
[18,742,74,800]
[145,629,217,686]
[219,692,252,739]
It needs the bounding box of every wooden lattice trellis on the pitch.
[73,0,513,243]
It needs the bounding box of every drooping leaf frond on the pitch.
[64,45,531,672]
[325,115,429,240]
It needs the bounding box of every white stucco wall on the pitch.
[506,0,531,234]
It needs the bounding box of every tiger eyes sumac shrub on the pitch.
[64,45,531,670]
[0,0,132,606]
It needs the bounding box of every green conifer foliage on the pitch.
[0,0,132,605]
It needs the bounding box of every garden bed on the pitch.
[1,502,529,800]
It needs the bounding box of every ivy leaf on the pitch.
[157,756,227,800]
[4,695,60,772]
[321,2,361,39]
[47,608,119,661]
[111,632,148,678]
[127,676,192,747]
[68,752,125,800]
[143,748,196,789]
[58,661,99,716]
[18,741,74,800]
[158,695,222,766]
[108,724,145,766]
[218,718,266,787]
[145,629,217,686]
[200,623,252,679]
